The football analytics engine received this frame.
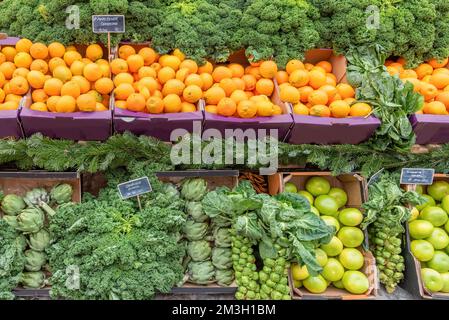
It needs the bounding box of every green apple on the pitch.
[321,236,343,257]
[314,195,339,216]
[339,248,364,270]
[426,228,449,249]
[310,206,320,216]
[409,220,434,239]
[427,181,449,201]
[421,268,444,292]
[333,280,344,289]
[440,272,449,293]
[284,182,298,193]
[411,240,435,262]
[291,263,309,281]
[420,206,448,227]
[442,195,449,214]
[328,187,348,208]
[416,195,436,211]
[321,216,340,232]
[315,248,328,267]
[342,271,369,294]
[303,275,328,294]
[409,207,420,222]
[322,258,345,282]
[339,208,364,227]
[337,227,364,248]
[428,251,449,273]
[298,190,314,205]
[305,177,331,197]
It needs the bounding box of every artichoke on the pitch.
[15,234,27,251]
[50,183,73,205]
[28,229,50,252]
[212,247,233,270]
[20,271,45,288]
[187,240,212,262]
[16,207,45,233]
[24,188,50,207]
[2,215,19,229]
[1,194,26,216]
[24,249,47,272]
[188,261,215,285]
[183,219,208,241]
[181,179,207,201]
[215,269,234,286]
[164,183,180,199]
[186,202,208,222]
[214,228,231,248]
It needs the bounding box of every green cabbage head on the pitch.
[188,261,215,284]
[212,247,233,270]
[215,269,234,286]
[187,240,212,262]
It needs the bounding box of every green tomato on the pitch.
[260,292,269,300]
[275,284,285,293]
[238,258,246,265]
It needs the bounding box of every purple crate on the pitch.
[114,107,204,142]
[20,107,112,141]
[0,37,20,46]
[0,108,23,138]
[410,114,449,145]
[203,113,293,141]
[287,115,380,145]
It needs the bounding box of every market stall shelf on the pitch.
[410,114,449,145]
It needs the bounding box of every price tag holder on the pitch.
[400,168,435,185]
[92,15,125,61]
[117,176,152,210]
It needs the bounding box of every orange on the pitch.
[259,61,278,79]
[420,83,438,101]
[158,67,176,84]
[256,100,274,117]
[27,71,46,89]
[95,102,108,111]
[275,71,289,85]
[237,100,257,118]
[88,90,103,103]
[228,63,244,78]
[115,100,127,109]
[119,45,136,59]
[185,74,203,87]
[242,74,256,91]
[9,76,29,95]
[44,78,63,96]
[160,55,181,71]
[310,104,331,117]
[312,66,327,74]
[127,54,145,73]
[13,52,32,69]
[289,69,309,88]
[110,58,128,75]
[138,66,156,79]
[163,94,182,113]
[402,78,421,92]
[217,97,237,117]
[48,42,65,58]
[30,43,48,60]
[0,88,4,103]
[316,61,332,73]
[336,83,355,99]
[0,101,19,110]
[0,62,16,79]
[32,89,48,103]
[151,62,161,73]
[255,79,274,96]
[61,80,81,98]
[95,78,114,95]
[12,68,29,78]
[329,100,350,118]
[146,96,164,114]
[53,66,72,82]
[230,90,248,104]
[76,93,96,112]
[126,93,146,112]
[1,47,16,62]
[232,78,245,91]
[389,62,404,73]
[30,102,48,112]
[205,105,218,114]
[400,70,418,79]
[424,101,447,115]
[350,102,372,117]
[3,82,11,95]
[326,74,337,86]
[436,92,449,110]
[387,66,400,76]
[83,63,102,82]
[172,49,185,62]
[430,73,449,89]
[212,66,233,83]
[162,79,185,96]
[179,59,198,74]
[204,86,226,105]
[415,63,433,79]
[422,75,432,83]
[344,98,356,105]
[319,84,338,100]
[45,96,59,112]
[29,59,48,74]
[72,76,90,94]
[308,90,328,105]
[280,85,300,104]
[250,95,269,103]
[63,51,82,66]
[115,83,135,100]
[198,61,213,74]
[138,86,151,100]
[98,63,110,78]
[69,60,85,76]
[0,72,5,88]
[139,47,157,66]
[429,58,448,69]
[308,70,327,89]
[4,94,21,103]
[114,73,134,87]
[183,85,202,103]
[433,68,449,75]
[200,73,213,90]
[86,44,103,61]
[328,93,343,104]
[139,77,159,93]
[245,66,261,80]
[175,68,189,82]
[15,39,33,53]
[48,57,66,73]
[286,60,305,74]
[181,102,197,113]
[55,95,76,113]
[0,53,5,65]
[219,78,238,96]
[293,103,309,115]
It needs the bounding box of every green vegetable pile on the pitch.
[362,173,425,293]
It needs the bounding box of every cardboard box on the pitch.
[268,171,378,299]
[409,114,449,145]
[284,49,380,145]
[402,173,449,299]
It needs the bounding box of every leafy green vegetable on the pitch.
[212,247,233,270]
[181,178,208,201]
[1,194,26,216]
[183,219,208,241]
[187,261,215,284]
[16,208,45,234]
[20,271,45,289]
[186,202,208,223]
[28,229,50,252]
[213,227,232,248]
[215,269,234,286]
[24,249,46,272]
[187,240,212,262]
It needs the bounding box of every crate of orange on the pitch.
[278,49,380,145]
[18,41,112,141]
[112,43,204,141]
[201,50,293,141]
[0,37,28,138]
[389,57,449,144]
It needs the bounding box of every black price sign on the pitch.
[92,15,125,33]
[400,168,435,185]
[118,177,152,199]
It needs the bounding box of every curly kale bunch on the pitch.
[236,0,320,67]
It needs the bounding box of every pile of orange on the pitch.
[204,60,282,118]
[278,60,371,118]
[386,57,449,115]
[0,39,112,113]
[111,45,203,114]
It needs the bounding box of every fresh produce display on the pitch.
[288,177,370,295]
[362,173,424,293]
[1,183,73,290]
[408,180,449,293]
